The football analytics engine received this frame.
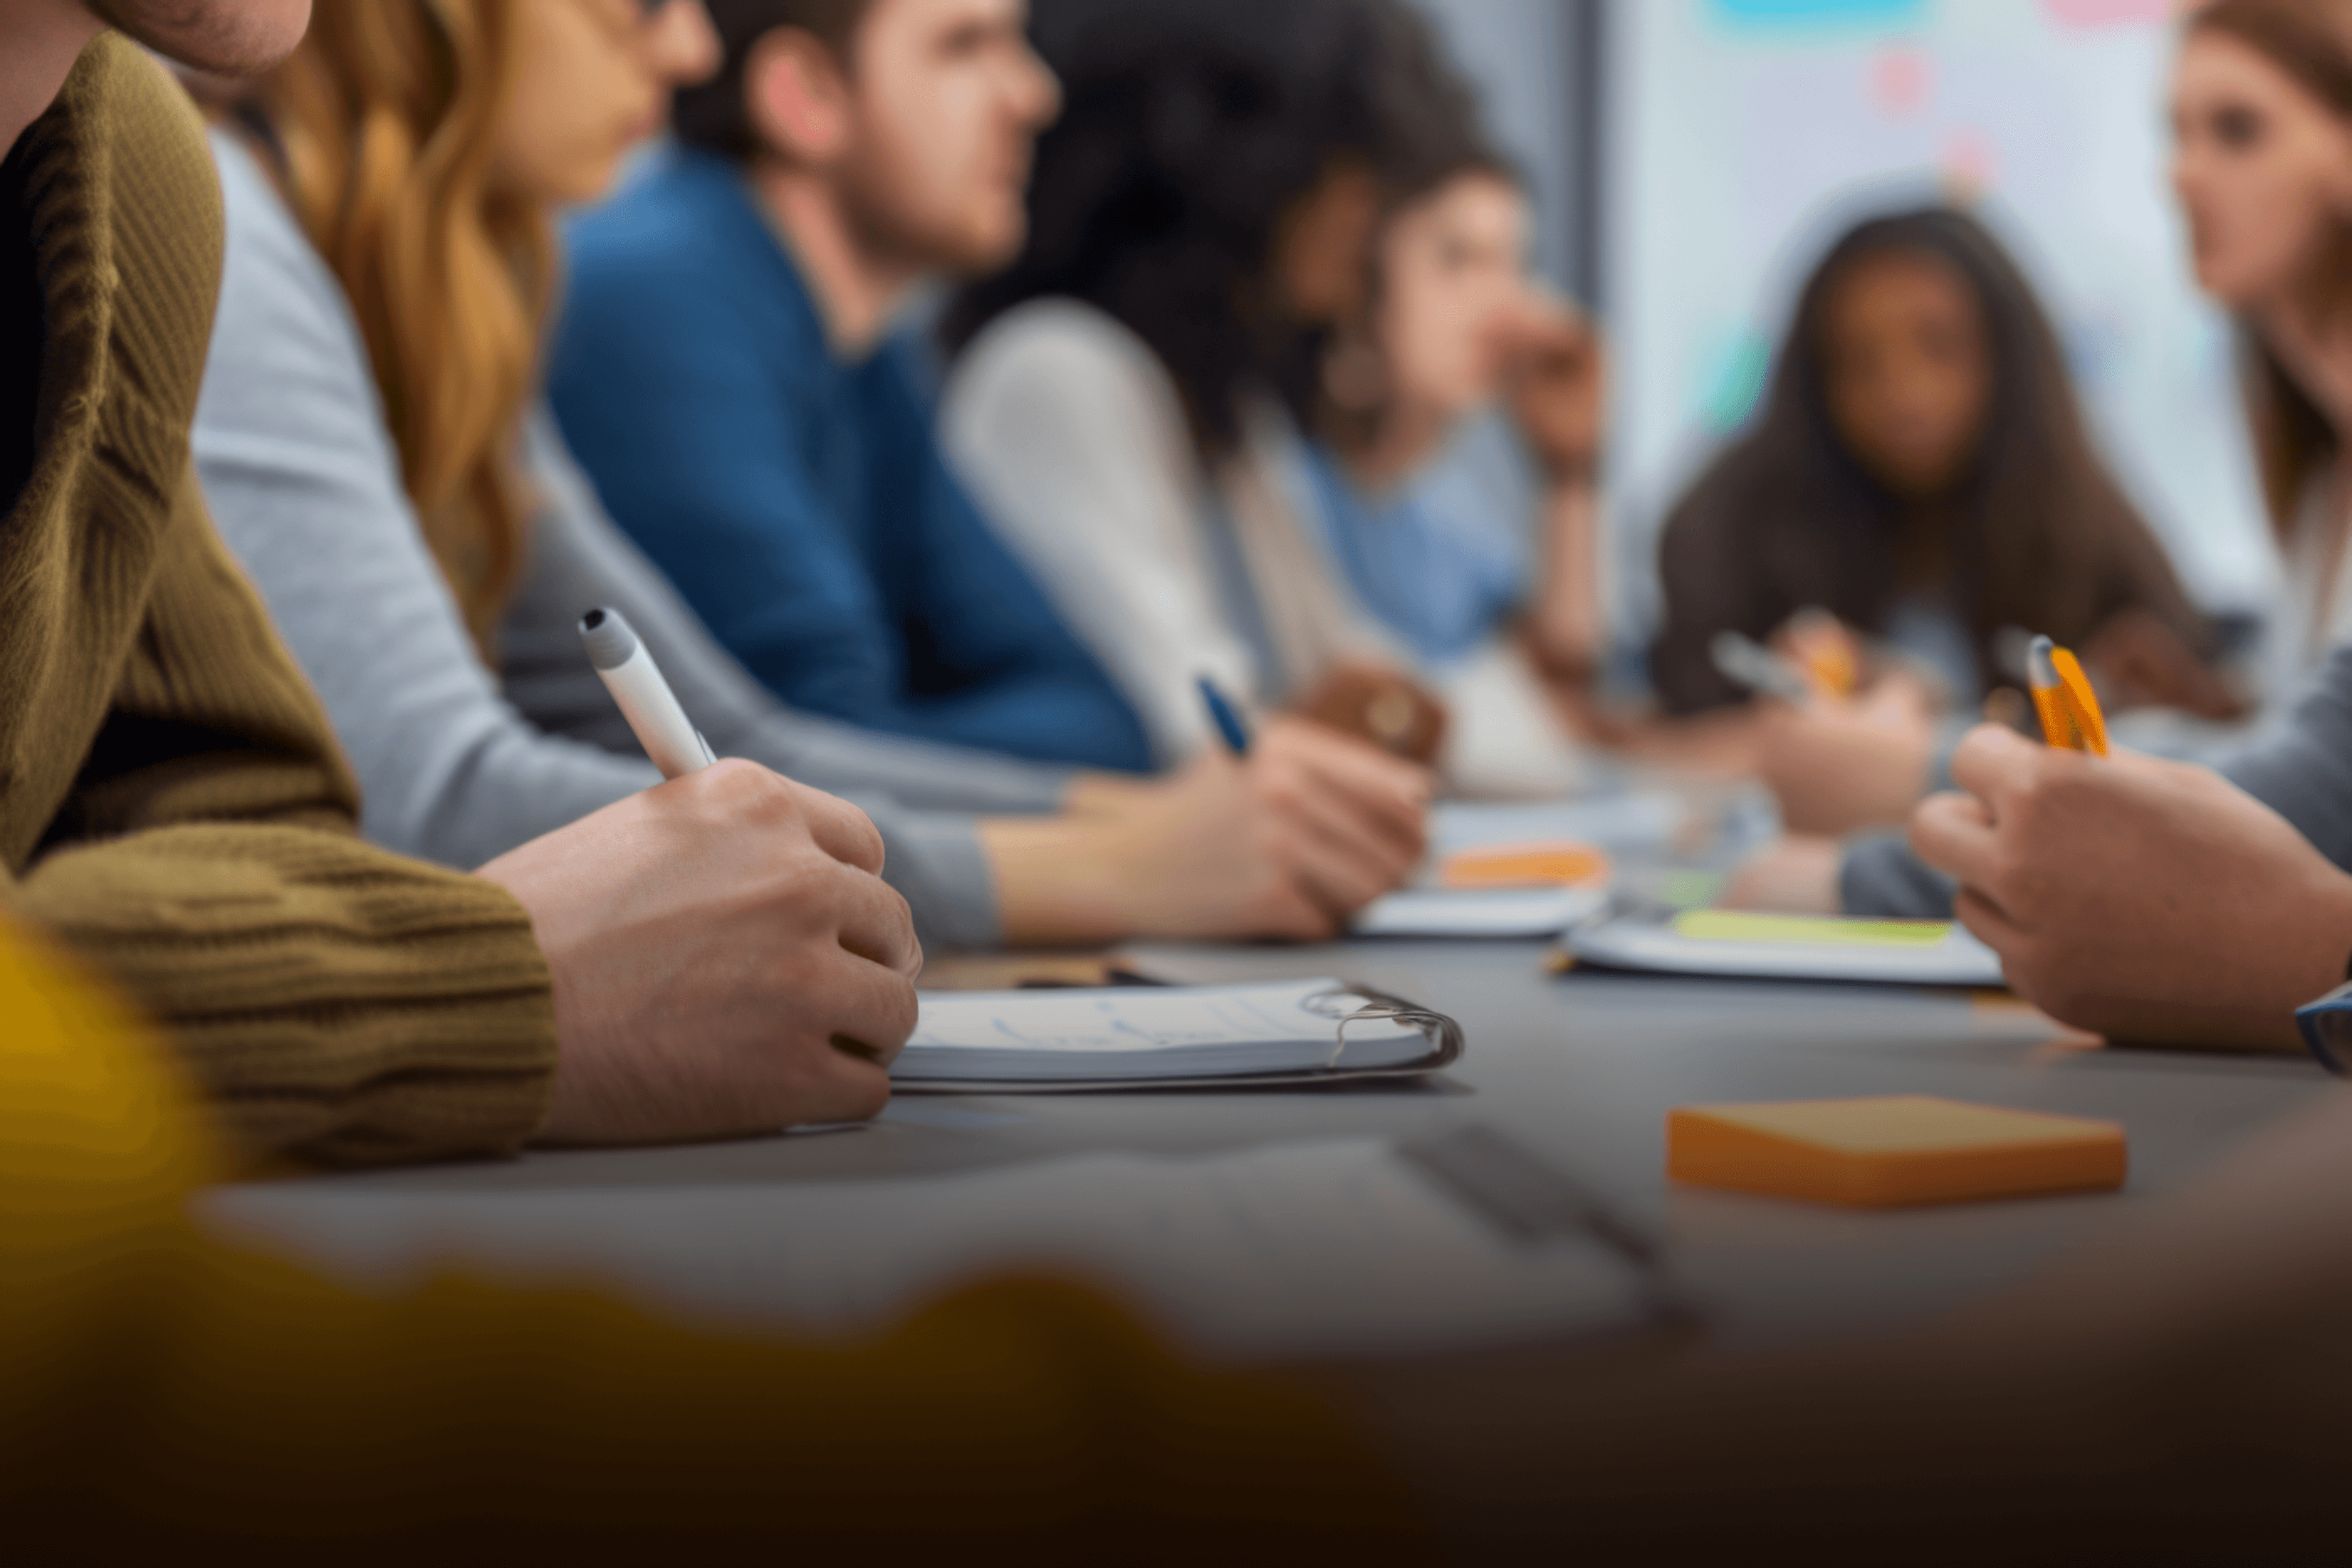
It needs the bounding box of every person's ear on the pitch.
[744,27,852,165]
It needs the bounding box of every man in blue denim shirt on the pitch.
[550,0,1151,772]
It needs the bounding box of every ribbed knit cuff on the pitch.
[18,824,558,1166]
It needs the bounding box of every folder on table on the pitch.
[1559,909,2004,988]
[896,977,1463,1092]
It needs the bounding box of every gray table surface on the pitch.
[202,934,2338,1359]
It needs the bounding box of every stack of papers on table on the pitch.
[1562,910,2006,988]
[897,977,1462,1089]
[1354,835,1612,939]
[1352,884,1609,939]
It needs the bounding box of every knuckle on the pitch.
[704,756,771,798]
[850,810,887,868]
[1258,765,1306,807]
[883,974,920,1044]
[704,758,798,820]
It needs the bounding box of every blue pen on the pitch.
[1198,676,1253,756]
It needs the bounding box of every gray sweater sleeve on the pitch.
[2219,643,2352,870]
[192,135,1005,949]
[194,135,658,872]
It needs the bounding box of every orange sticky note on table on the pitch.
[1440,842,1609,890]
[1667,1096,2126,1208]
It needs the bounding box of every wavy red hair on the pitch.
[247,0,550,654]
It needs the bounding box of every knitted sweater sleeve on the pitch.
[10,466,559,1167]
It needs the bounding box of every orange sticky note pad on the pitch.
[1440,842,1609,890]
[1667,1096,2126,1208]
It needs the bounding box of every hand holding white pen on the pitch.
[469,606,922,1145]
[580,606,716,778]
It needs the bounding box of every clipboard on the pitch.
[1556,905,2005,988]
[894,980,1465,1093]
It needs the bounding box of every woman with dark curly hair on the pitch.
[941,0,1591,793]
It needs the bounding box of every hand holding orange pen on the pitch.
[2027,634,2109,757]
[1782,607,1861,701]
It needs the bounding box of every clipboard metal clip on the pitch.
[1301,984,1464,1072]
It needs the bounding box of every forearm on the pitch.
[16,825,557,1165]
[1525,479,1607,680]
[978,812,1136,946]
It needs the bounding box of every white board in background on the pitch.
[1607,0,2272,634]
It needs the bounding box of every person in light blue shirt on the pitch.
[1297,433,1530,668]
[547,3,1149,773]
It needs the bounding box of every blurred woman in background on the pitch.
[1653,206,2229,716]
[943,0,1602,796]
[1302,155,1619,773]
[1653,206,2235,836]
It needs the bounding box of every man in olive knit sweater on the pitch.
[0,0,921,1166]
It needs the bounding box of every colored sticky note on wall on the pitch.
[2041,0,2172,28]
[1668,1096,2127,1208]
[1673,911,1953,948]
[1711,0,1929,27]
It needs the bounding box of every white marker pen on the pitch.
[579,606,716,779]
[1708,629,1814,706]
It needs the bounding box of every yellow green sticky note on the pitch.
[1674,911,1953,948]
[1668,1096,2127,1208]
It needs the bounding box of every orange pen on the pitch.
[1785,607,1860,700]
[2026,634,2108,757]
